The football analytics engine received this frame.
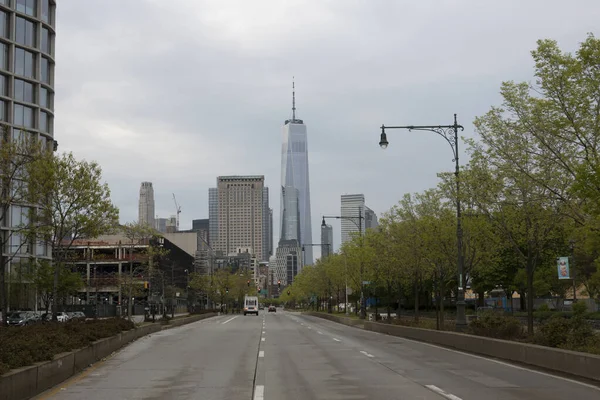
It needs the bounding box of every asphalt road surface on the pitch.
[36,310,600,400]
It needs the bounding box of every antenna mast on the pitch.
[292,77,296,121]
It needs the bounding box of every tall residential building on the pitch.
[279,81,313,265]
[138,182,155,228]
[1,0,57,311]
[208,187,218,248]
[261,187,272,261]
[340,194,377,245]
[216,176,265,260]
[321,224,333,259]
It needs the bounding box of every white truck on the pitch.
[243,295,259,316]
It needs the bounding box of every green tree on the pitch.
[26,259,84,313]
[28,152,119,321]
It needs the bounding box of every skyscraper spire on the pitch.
[292,77,296,121]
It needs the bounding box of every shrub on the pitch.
[537,304,550,312]
[534,315,571,347]
[468,312,523,340]
[572,301,587,316]
[0,318,135,376]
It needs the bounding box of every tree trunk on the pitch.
[414,280,419,323]
[526,262,535,336]
[52,260,59,321]
[439,277,445,330]
[386,282,391,320]
[0,253,8,326]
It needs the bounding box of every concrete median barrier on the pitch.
[303,311,365,328]
[364,321,600,382]
[0,313,217,400]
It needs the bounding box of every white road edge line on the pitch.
[396,336,600,391]
[222,316,238,324]
[253,385,265,400]
[360,350,374,358]
[261,338,265,342]
[259,351,265,358]
[333,338,341,342]
[425,385,462,400]
[317,331,323,334]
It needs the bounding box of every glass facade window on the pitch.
[0,10,7,38]
[14,104,34,128]
[14,47,35,78]
[40,56,50,83]
[0,99,5,121]
[14,79,35,103]
[41,27,51,54]
[39,86,47,108]
[16,0,37,17]
[0,42,7,69]
[16,16,36,48]
[41,0,49,23]
[0,74,6,96]
[39,110,47,132]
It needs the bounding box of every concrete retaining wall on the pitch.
[0,313,216,400]
[303,312,364,328]
[364,321,600,382]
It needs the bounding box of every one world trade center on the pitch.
[279,81,313,266]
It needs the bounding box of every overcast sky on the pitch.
[55,0,600,258]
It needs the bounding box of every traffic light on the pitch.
[143,281,149,289]
[247,280,250,287]
[287,290,290,296]
[278,280,281,288]
[225,287,229,294]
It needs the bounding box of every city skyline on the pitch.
[54,1,600,260]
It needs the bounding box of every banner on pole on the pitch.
[557,257,571,279]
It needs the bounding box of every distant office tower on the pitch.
[138,182,155,228]
[321,224,333,259]
[340,194,377,245]
[155,217,168,233]
[268,209,273,257]
[192,218,210,245]
[364,206,379,230]
[262,187,272,261]
[279,81,313,265]
[275,240,301,286]
[216,176,265,260]
[208,188,218,248]
[280,186,301,241]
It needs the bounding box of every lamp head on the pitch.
[321,217,326,227]
[379,126,388,149]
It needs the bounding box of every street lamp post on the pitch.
[322,208,366,319]
[378,114,467,330]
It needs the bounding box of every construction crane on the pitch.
[172,193,181,231]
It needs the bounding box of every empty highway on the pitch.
[36,310,600,400]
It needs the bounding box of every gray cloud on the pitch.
[55,0,600,257]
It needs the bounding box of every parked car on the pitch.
[40,312,70,322]
[268,305,276,313]
[6,311,40,326]
[67,311,87,321]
